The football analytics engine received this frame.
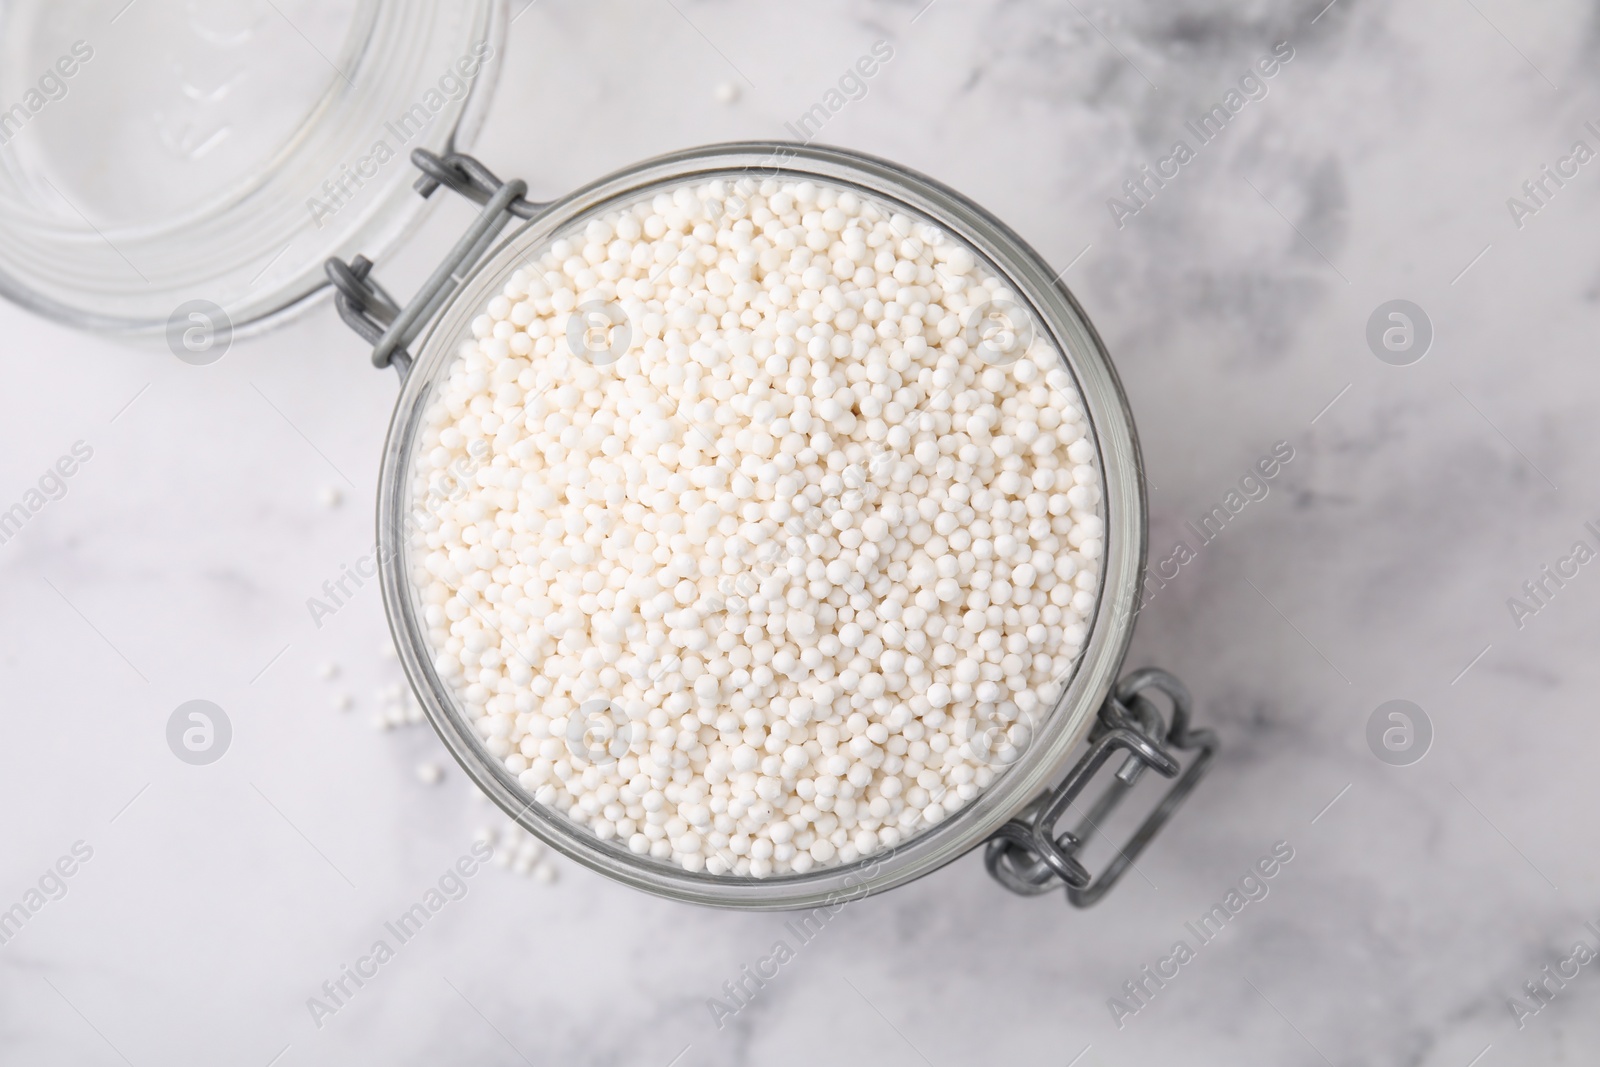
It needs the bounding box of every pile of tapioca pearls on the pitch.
[408,175,1104,876]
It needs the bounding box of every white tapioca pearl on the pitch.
[414,176,1101,877]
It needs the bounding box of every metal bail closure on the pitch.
[325,150,547,377]
[984,667,1219,908]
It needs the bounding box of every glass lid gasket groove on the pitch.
[0,0,505,335]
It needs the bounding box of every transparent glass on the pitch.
[0,0,504,335]
[377,143,1147,909]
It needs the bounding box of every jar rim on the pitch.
[377,141,1147,909]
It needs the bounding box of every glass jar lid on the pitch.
[0,0,504,337]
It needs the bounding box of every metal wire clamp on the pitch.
[325,149,547,376]
[984,668,1218,907]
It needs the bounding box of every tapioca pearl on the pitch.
[415,178,1102,877]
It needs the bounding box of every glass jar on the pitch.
[0,2,1215,908]
[343,142,1216,910]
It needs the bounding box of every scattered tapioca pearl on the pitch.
[333,693,353,711]
[413,176,1102,877]
[416,762,443,785]
[317,661,339,680]
[474,824,559,882]
[320,486,342,508]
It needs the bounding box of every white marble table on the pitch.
[3,1,1598,1064]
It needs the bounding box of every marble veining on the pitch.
[2,1,1598,1064]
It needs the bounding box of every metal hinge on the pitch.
[325,150,546,376]
[984,667,1218,907]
